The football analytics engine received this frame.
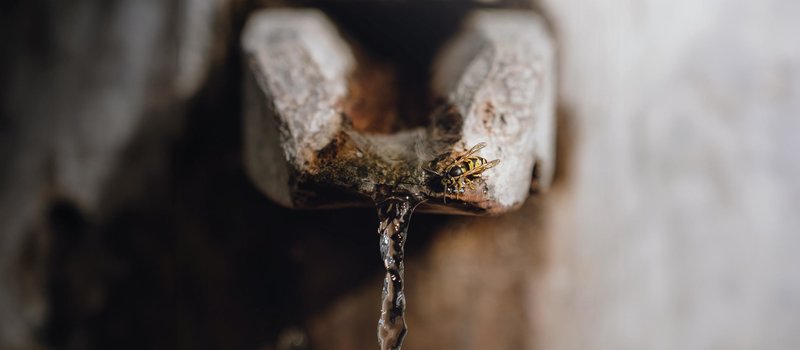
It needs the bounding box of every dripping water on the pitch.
[375,192,425,350]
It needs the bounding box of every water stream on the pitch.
[375,193,425,350]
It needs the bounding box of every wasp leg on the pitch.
[462,180,469,193]
[455,182,464,201]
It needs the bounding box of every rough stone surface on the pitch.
[242,9,355,208]
[242,9,556,215]
[433,10,556,209]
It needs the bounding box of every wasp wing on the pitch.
[421,164,443,176]
[461,159,500,177]
[461,142,487,158]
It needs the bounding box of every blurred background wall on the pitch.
[1,0,799,349]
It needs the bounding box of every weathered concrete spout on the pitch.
[242,9,555,215]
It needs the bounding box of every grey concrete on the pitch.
[532,0,800,348]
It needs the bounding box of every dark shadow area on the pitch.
[322,2,473,133]
[40,2,447,350]
[315,0,539,136]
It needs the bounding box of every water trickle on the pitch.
[375,193,425,350]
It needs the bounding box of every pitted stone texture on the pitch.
[433,11,556,210]
[242,9,355,207]
[242,9,556,214]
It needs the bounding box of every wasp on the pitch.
[423,142,500,201]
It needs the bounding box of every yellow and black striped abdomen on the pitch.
[464,157,487,174]
[447,157,488,178]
